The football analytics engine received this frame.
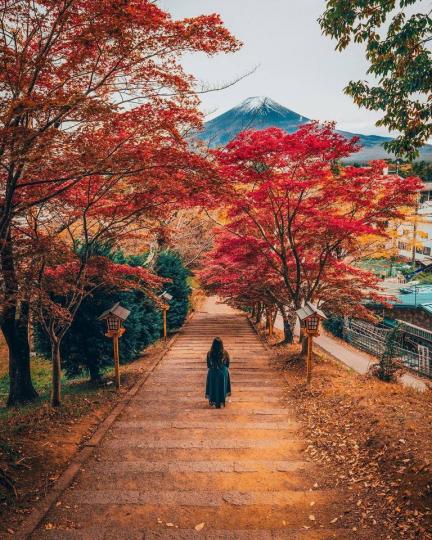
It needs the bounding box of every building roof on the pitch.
[369,288,432,317]
[98,302,131,322]
[395,289,432,308]
[420,303,432,315]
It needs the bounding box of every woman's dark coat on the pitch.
[205,350,231,407]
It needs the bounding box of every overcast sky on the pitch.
[159,0,412,137]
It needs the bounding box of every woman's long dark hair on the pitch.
[209,337,224,368]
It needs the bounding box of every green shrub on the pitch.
[35,288,162,382]
[35,247,162,382]
[155,250,191,331]
[323,315,344,338]
[35,248,191,382]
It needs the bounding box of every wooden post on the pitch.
[113,333,120,390]
[163,308,167,342]
[306,333,313,385]
[268,309,273,337]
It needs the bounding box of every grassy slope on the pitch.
[0,349,90,414]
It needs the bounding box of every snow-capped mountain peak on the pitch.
[237,96,274,111]
[201,97,309,146]
[234,96,295,117]
[198,96,432,161]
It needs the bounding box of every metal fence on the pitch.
[343,318,432,379]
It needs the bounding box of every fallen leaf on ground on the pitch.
[195,522,205,531]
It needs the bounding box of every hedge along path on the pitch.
[29,297,361,539]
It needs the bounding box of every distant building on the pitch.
[369,288,432,330]
[396,182,432,264]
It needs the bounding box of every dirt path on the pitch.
[30,298,357,539]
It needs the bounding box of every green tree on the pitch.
[323,315,344,339]
[372,324,403,382]
[155,251,191,331]
[320,1,432,159]
[412,161,432,182]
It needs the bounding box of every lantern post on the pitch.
[98,303,130,390]
[162,304,168,341]
[296,303,326,385]
[159,291,173,342]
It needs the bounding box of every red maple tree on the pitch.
[202,124,422,342]
[0,0,240,404]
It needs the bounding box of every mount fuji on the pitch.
[199,97,432,162]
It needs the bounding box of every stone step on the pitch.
[96,445,307,462]
[114,420,298,430]
[161,364,271,368]
[145,382,283,389]
[152,369,274,372]
[122,407,291,418]
[67,489,334,507]
[135,389,285,396]
[130,396,284,404]
[105,429,299,444]
[139,386,284,393]
[101,437,304,450]
[77,470,314,492]
[84,459,309,474]
[33,528,361,540]
[122,406,291,416]
[45,495,345,531]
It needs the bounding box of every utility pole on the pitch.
[412,195,420,271]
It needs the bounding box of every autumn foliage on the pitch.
[0,0,240,405]
[201,124,422,341]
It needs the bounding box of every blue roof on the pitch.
[394,290,432,308]
[367,288,432,311]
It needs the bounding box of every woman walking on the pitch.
[205,337,231,408]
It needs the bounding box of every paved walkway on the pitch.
[274,315,429,392]
[31,299,356,539]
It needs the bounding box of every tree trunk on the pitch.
[88,361,102,384]
[265,308,271,335]
[255,303,263,324]
[1,233,37,406]
[51,338,62,407]
[251,304,256,319]
[300,330,308,358]
[3,311,38,406]
[280,308,294,344]
[270,307,277,336]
